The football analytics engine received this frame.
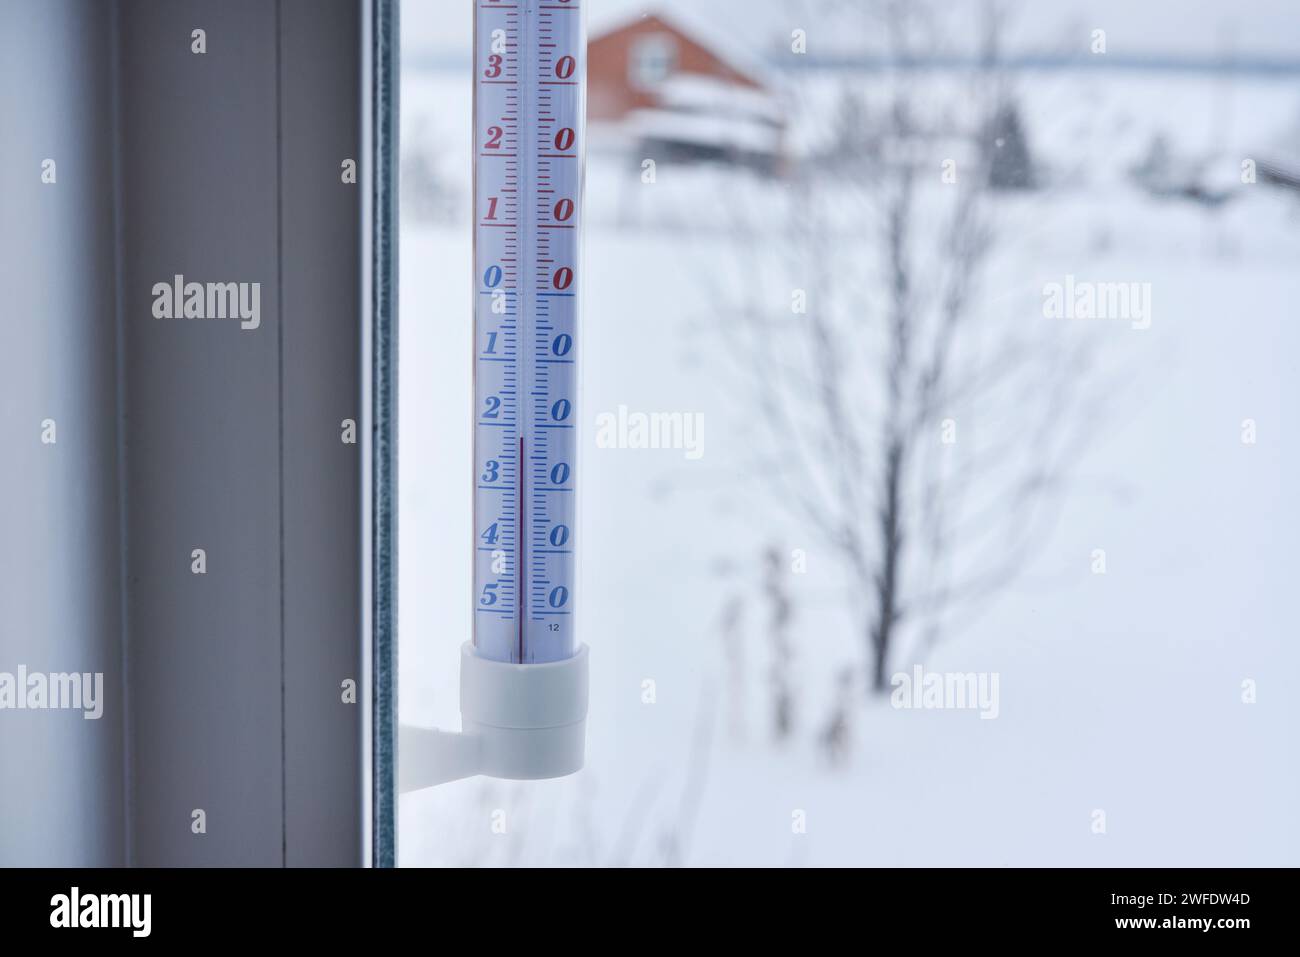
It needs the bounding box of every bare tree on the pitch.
[703,0,1111,696]
[763,545,796,737]
[719,591,748,742]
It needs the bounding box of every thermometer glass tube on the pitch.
[472,0,584,663]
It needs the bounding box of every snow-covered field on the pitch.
[396,65,1300,866]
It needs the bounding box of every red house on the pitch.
[588,11,786,173]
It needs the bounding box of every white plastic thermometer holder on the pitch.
[399,644,588,791]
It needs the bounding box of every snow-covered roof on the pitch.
[656,74,785,125]
[624,106,784,155]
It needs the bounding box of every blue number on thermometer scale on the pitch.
[473,0,583,663]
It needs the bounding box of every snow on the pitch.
[655,74,785,124]
[622,107,783,154]
[396,61,1300,866]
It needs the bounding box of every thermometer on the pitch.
[473,0,584,664]
[399,0,588,792]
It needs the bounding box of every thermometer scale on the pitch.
[473,0,583,663]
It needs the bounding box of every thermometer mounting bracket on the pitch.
[398,644,589,792]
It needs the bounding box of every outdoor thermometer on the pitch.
[400,0,588,791]
[473,0,583,664]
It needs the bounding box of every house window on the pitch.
[630,34,677,88]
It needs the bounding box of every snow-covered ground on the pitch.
[396,64,1300,866]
